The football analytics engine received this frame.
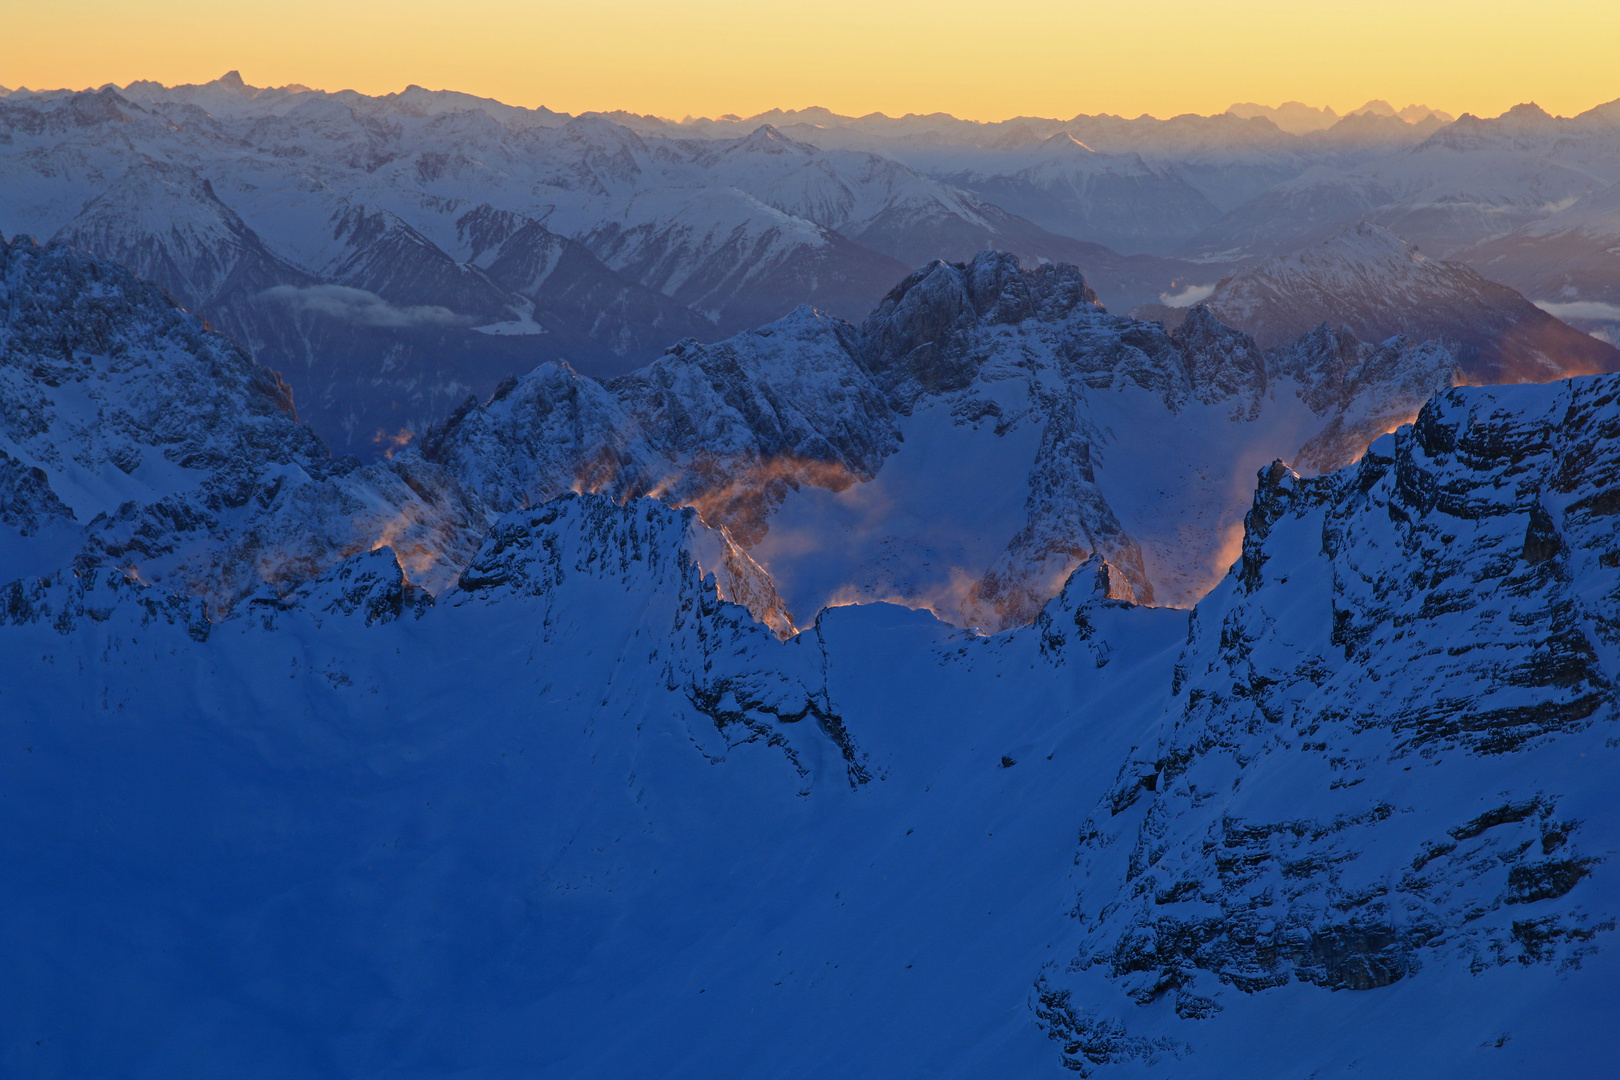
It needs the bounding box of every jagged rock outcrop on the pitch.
[1034,374,1620,1073]
[423,304,891,547]
[0,235,488,611]
[429,251,1461,626]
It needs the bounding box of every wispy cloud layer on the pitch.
[1535,299,1620,322]
[261,284,468,328]
[1160,283,1215,308]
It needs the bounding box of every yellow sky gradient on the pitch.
[4,0,1618,122]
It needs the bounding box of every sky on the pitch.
[4,0,1619,122]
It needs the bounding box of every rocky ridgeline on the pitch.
[446,493,868,787]
[0,238,1464,632]
[428,250,1458,627]
[0,235,488,612]
[2,486,869,793]
[1034,375,1620,1073]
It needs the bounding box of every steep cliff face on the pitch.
[0,235,488,609]
[1035,375,1620,1075]
[429,251,1458,627]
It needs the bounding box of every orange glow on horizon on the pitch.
[4,1,1620,124]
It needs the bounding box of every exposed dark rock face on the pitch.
[1034,374,1620,1073]
[858,254,1101,406]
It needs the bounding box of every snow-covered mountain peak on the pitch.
[1502,101,1559,124]
[1418,101,1565,153]
[0,85,145,137]
[863,250,1099,354]
[1266,220,1423,275]
[732,123,813,155]
[855,252,1100,410]
[0,235,488,608]
[281,544,425,627]
[424,301,888,546]
[1166,303,1268,406]
[66,159,226,230]
[555,114,653,155]
[1036,132,1098,157]
[53,159,307,312]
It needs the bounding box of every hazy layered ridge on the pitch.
[17,75,1620,460]
[1177,102,1620,263]
[2,372,1617,1076]
[1134,223,1620,382]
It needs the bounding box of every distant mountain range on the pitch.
[0,78,1213,451]
[1226,99,1454,135]
[5,73,1620,457]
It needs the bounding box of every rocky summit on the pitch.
[428,250,1458,626]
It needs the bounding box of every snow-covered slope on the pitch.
[1186,223,1619,382]
[2,372,1616,1077]
[427,252,1459,626]
[51,160,314,315]
[0,234,486,609]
